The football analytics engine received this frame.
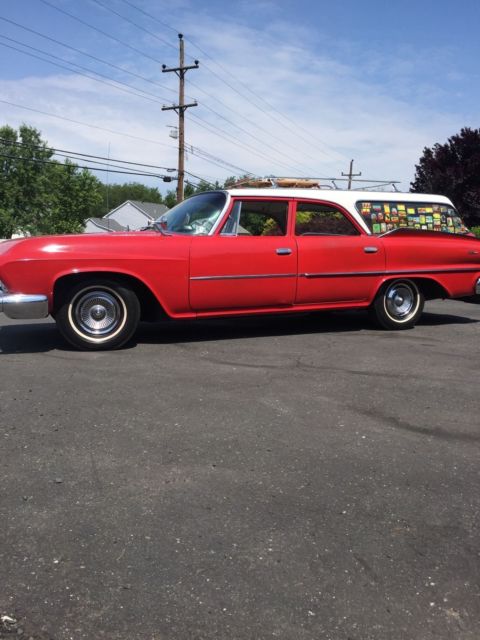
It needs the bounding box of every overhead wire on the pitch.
[0,16,314,170]
[38,0,164,65]
[0,27,314,175]
[85,0,327,173]
[116,0,347,164]
[0,137,176,171]
[0,100,259,178]
[0,37,171,105]
[0,152,171,178]
[28,0,323,173]
[0,16,180,98]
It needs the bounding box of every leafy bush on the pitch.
[471,226,480,238]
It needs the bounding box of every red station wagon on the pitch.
[0,187,479,350]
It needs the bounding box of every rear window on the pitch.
[356,201,469,235]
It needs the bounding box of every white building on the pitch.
[84,200,169,233]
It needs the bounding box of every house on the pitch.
[84,200,169,233]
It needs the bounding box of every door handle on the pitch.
[276,248,292,255]
[364,246,378,253]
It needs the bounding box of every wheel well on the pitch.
[53,272,166,321]
[379,277,448,301]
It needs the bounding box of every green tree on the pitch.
[411,127,480,226]
[0,124,102,236]
[97,181,164,217]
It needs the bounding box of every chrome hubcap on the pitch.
[74,290,122,335]
[385,283,416,319]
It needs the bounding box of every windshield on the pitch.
[155,191,227,235]
[356,200,470,235]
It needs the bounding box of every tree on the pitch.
[96,182,164,217]
[0,124,102,237]
[411,127,480,227]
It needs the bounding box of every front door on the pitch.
[190,198,297,312]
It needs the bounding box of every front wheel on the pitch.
[56,280,140,350]
[371,279,424,330]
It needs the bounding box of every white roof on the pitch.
[225,188,454,208]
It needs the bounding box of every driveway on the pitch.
[1,300,479,639]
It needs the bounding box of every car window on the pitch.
[356,200,470,235]
[295,202,360,236]
[221,200,288,236]
[157,192,227,235]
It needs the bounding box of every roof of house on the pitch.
[104,200,169,221]
[85,217,126,232]
[129,201,169,219]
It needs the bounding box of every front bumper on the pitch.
[0,293,49,319]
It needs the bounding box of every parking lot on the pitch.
[1,299,479,640]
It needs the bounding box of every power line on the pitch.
[116,0,346,164]
[0,100,257,177]
[88,1,329,172]
[0,16,180,98]
[90,0,182,57]
[0,37,170,105]
[0,152,174,179]
[0,34,312,176]
[38,0,164,64]
[0,138,175,170]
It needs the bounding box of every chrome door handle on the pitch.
[364,246,378,253]
[276,248,292,255]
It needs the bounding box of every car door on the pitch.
[294,199,385,304]
[189,198,297,312]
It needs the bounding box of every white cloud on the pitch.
[0,6,468,194]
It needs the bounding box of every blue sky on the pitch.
[0,0,479,191]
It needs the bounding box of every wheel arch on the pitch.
[374,276,449,302]
[52,271,167,321]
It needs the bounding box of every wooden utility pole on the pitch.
[162,34,199,202]
[342,159,362,190]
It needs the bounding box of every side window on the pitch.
[295,202,360,236]
[221,200,288,236]
[356,201,470,235]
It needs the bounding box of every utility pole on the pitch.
[342,159,362,190]
[162,34,199,203]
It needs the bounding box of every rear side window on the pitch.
[295,202,360,236]
[357,201,469,235]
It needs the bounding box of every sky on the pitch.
[0,0,479,194]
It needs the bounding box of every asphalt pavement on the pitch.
[1,300,479,640]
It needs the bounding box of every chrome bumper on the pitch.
[0,293,49,319]
[476,277,480,295]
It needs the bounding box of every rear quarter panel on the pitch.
[383,233,480,297]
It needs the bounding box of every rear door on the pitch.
[294,199,385,304]
[190,198,297,311]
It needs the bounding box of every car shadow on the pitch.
[0,309,477,354]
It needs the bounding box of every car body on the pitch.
[1,188,479,350]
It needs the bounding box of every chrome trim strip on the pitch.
[191,267,480,282]
[0,293,49,319]
[301,267,480,279]
[191,273,297,282]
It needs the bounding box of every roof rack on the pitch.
[229,176,402,191]
[229,177,328,189]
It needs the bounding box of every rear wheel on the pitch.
[371,279,424,330]
[56,279,140,350]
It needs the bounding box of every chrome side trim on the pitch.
[301,267,480,279]
[0,294,49,319]
[190,273,297,282]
